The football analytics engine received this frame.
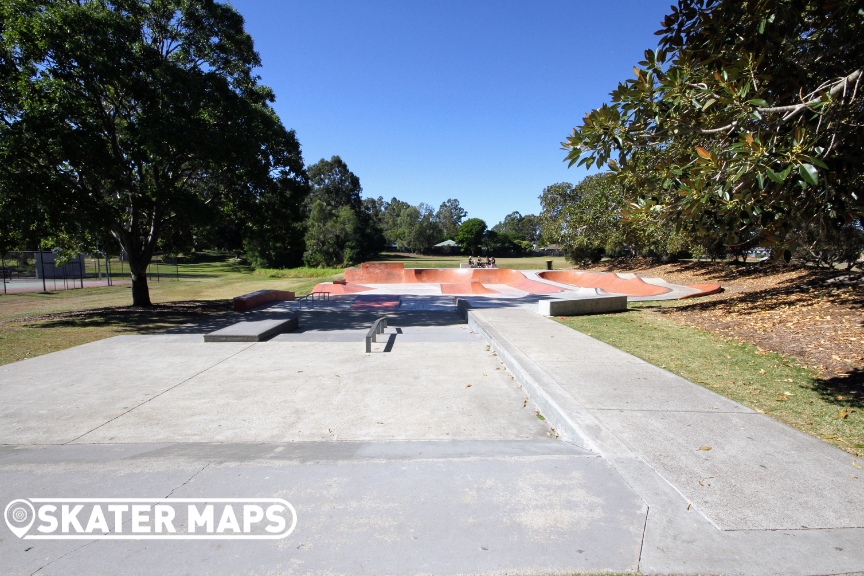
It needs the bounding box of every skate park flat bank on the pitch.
[0,265,862,575]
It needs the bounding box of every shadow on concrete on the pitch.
[294,309,467,332]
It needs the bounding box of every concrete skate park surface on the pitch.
[314,261,721,301]
[1,288,863,575]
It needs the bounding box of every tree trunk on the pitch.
[111,206,161,307]
[130,265,151,307]
[113,231,156,307]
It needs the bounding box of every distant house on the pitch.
[434,240,458,248]
[433,239,459,254]
[537,244,564,256]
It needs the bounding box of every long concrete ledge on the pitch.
[538,295,627,316]
[204,315,299,342]
[463,307,602,452]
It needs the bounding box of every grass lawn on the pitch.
[0,257,342,366]
[556,305,863,457]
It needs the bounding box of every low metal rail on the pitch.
[296,291,330,306]
[365,317,388,353]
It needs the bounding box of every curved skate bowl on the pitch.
[537,270,670,297]
[335,262,561,295]
[538,270,722,298]
[309,262,722,299]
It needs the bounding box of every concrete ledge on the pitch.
[204,315,299,342]
[232,290,295,312]
[464,309,608,453]
[538,295,627,316]
[455,298,473,319]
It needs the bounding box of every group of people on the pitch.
[467,256,496,268]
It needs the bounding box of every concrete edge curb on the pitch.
[457,300,632,456]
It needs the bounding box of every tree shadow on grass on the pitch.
[14,300,235,334]
[811,368,864,410]
[658,268,864,317]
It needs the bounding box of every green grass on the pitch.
[0,257,342,366]
[555,307,863,456]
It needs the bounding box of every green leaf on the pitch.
[702,98,717,110]
[765,168,784,184]
[799,163,818,186]
[808,157,829,170]
[747,98,769,107]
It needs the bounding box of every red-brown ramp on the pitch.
[311,282,374,294]
[344,262,415,284]
[440,281,500,295]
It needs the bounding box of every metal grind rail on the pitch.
[365,317,388,353]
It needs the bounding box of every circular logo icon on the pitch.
[4,499,35,538]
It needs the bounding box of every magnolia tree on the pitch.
[562,0,863,256]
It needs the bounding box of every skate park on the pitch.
[1,264,863,576]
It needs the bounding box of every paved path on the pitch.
[0,295,862,575]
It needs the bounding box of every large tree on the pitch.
[436,198,467,240]
[303,156,380,266]
[562,0,863,253]
[539,175,690,264]
[492,211,542,244]
[455,218,487,255]
[0,0,307,305]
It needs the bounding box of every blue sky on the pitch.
[227,0,672,226]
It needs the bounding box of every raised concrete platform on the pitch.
[204,315,298,342]
[538,294,627,316]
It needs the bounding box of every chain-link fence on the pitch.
[1,251,179,295]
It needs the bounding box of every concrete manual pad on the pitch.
[204,315,298,342]
[538,294,627,316]
[0,441,646,576]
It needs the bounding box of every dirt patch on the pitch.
[583,259,864,380]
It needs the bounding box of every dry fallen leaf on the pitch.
[466,384,472,388]
[838,411,848,419]
[699,445,712,451]
[852,461,862,470]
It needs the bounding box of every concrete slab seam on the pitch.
[64,342,257,444]
[637,503,650,574]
